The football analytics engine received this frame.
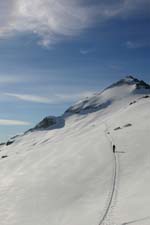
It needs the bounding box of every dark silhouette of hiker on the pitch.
[113,145,116,153]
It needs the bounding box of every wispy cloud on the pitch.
[5,93,51,104]
[0,75,23,84]
[0,119,30,126]
[0,0,149,47]
[4,91,94,104]
[80,48,94,55]
[0,74,37,84]
[126,40,150,49]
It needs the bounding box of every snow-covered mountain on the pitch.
[0,76,150,225]
[65,75,150,115]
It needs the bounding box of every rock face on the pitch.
[26,116,65,133]
[135,80,150,89]
[105,75,150,90]
[26,116,58,133]
[34,117,57,129]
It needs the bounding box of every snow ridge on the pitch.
[64,76,150,115]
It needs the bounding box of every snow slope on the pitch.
[0,76,150,225]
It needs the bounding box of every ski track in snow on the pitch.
[99,121,150,225]
[98,123,120,225]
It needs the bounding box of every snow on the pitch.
[0,76,150,225]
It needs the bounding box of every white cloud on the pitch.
[0,0,149,47]
[0,0,97,46]
[80,48,94,55]
[0,119,30,126]
[126,40,150,49]
[0,73,41,85]
[5,93,52,104]
[4,91,94,104]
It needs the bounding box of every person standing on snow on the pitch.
[113,145,116,153]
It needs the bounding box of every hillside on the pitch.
[0,76,150,225]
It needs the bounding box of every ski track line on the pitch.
[98,124,119,225]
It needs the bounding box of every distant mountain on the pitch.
[106,75,150,89]
[0,76,150,225]
[65,75,150,115]
[23,76,150,132]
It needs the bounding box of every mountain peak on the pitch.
[65,76,150,115]
[123,75,139,83]
[124,75,138,81]
[107,75,139,88]
[106,75,150,90]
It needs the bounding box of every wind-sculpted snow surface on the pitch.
[0,76,150,225]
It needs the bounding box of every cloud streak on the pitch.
[80,48,94,55]
[0,119,30,126]
[5,91,94,104]
[5,93,51,104]
[126,40,150,49]
[0,0,149,46]
[0,75,27,84]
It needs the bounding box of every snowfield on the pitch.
[0,76,150,225]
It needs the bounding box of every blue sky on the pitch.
[0,0,150,141]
